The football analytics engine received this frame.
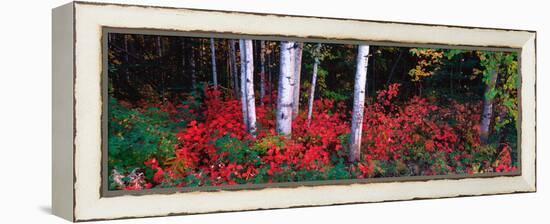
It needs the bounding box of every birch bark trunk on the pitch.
[307,43,322,126]
[292,42,304,117]
[239,40,249,130]
[276,41,295,136]
[349,45,370,162]
[210,38,218,87]
[480,68,499,143]
[244,40,257,136]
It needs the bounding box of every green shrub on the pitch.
[108,97,177,173]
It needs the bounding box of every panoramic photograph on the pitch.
[106,33,519,191]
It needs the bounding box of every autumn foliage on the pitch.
[108,85,516,190]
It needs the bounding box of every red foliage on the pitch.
[362,84,455,161]
[169,88,253,182]
[495,144,516,172]
[144,158,165,184]
[119,85,516,190]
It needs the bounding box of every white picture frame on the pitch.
[52,1,536,221]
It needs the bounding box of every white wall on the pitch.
[0,0,547,223]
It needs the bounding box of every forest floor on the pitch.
[108,84,516,190]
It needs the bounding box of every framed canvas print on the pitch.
[52,1,537,222]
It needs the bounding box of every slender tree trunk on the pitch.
[292,42,304,117]
[123,34,130,83]
[156,36,165,99]
[157,36,163,58]
[229,40,239,97]
[289,42,296,87]
[199,40,204,79]
[226,46,231,89]
[371,47,375,96]
[189,42,197,91]
[267,42,273,106]
[349,45,370,162]
[159,37,165,99]
[307,43,322,126]
[260,40,267,105]
[276,41,295,136]
[210,38,218,87]
[480,68,499,143]
[239,40,249,130]
[243,40,257,136]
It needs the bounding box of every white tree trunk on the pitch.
[239,40,249,130]
[349,45,370,162]
[229,40,239,97]
[276,41,295,136]
[307,43,322,126]
[244,40,258,136]
[210,38,218,87]
[292,43,304,117]
[260,40,266,105]
[289,42,296,93]
[480,68,499,143]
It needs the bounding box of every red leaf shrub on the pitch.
[112,85,517,190]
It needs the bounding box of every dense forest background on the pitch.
[107,33,519,190]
